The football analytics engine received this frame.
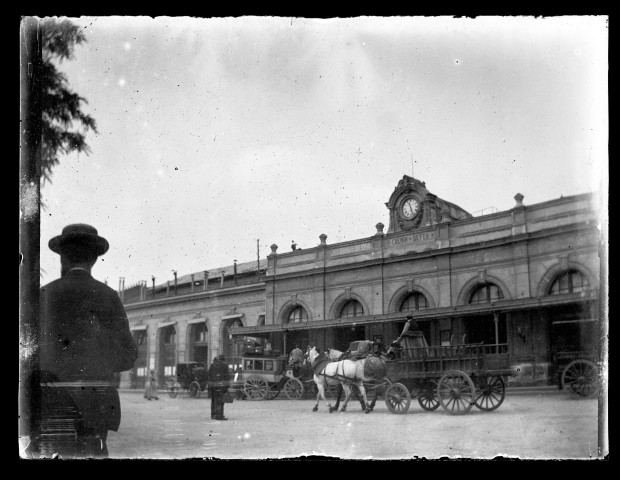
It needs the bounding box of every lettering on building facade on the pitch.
[389,231,436,245]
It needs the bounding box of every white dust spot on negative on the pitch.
[118,78,127,88]
[243,432,251,440]
[124,42,132,51]
[20,180,39,222]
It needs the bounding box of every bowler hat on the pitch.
[48,223,109,257]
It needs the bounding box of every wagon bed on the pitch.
[383,333,513,415]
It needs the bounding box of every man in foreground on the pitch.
[38,223,138,458]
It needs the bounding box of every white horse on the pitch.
[327,348,344,360]
[307,346,371,413]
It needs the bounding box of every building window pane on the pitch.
[193,323,207,343]
[339,300,364,318]
[399,292,428,311]
[469,283,504,304]
[549,270,589,295]
[163,326,176,344]
[288,306,308,323]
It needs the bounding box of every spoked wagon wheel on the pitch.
[561,359,598,398]
[265,383,281,400]
[189,381,201,398]
[474,375,505,411]
[167,384,178,398]
[384,383,411,414]
[244,375,269,400]
[437,370,476,415]
[284,378,304,400]
[417,380,440,411]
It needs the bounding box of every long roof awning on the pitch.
[227,292,597,336]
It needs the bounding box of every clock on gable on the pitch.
[385,175,472,233]
[400,197,420,220]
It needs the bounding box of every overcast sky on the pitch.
[37,15,608,289]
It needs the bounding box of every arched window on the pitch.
[190,323,208,363]
[162,326,176,344]
[469,283,504,304]
[339,300,364,318]
[399,292,429,311]
[549,270,590,295]
[193,323,207,343]
[288,306,308,323]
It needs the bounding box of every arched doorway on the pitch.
[188,322,209,365]
[398,292,431,344]
[158,324,177,382]
[463,283,507,348]
[284,306,309,353]
[333,300,366,351]
[222,316,244,368]
[130,327,148,388]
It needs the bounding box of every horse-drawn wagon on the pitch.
[165,362,209,398]
[383,329,512,415]
[307,317,513,415]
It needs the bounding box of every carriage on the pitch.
[380,331,513,415]
[550,318,599,398]
[165,362,209,398]
[239,354,318,400]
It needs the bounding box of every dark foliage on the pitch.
[40,18,97,184]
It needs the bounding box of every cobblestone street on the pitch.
[106,389,601,460]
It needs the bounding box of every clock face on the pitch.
[401,198,420,220]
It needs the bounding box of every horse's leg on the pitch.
[356,382,371,413]
[323,382,336,413]
[352,384,366,411]
[312,377,321,411]
[333,383,343,411]
[314,378,334,413]
[340,384,353,412]
[313,387,320,412]
[367,388,377,412]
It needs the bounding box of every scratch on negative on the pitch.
[516,412,527,447]
[20,179,39,222]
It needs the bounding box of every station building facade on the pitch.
[120,175,602,389]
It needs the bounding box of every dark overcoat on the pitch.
[40,269,138,432]
[208,359,231,388]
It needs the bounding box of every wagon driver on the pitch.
[288,345,304,377]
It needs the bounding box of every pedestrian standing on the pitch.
[39,224,138,458]
[144,370,159,400]
[208,355,231,420]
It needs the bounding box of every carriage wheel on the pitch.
[474,375,505,411]
[167,385,178,398]
[384,383,411,414]
[244,375,269,400]
[284,378,304,400]
[189,381,201,398]
[437,370,476,415]
[417,380,440,411]
[265,383,281,400]
[561,360,598,398]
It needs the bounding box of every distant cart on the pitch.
[550,317,599,398]
[166,362,209,399]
